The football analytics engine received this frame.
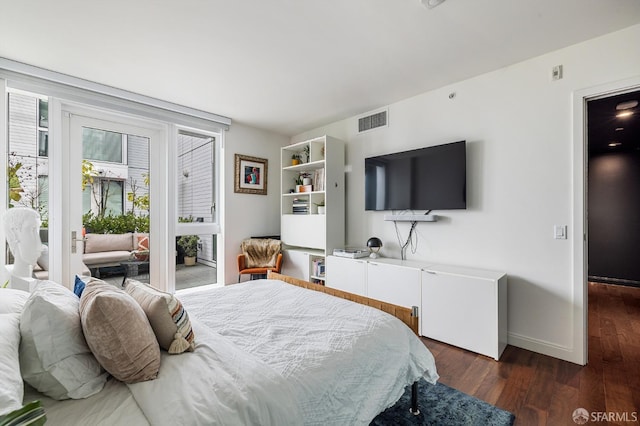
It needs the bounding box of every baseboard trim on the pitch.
[507,332,583,365]
[588,276,640,288]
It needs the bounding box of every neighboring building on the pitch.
[8,90,149,220]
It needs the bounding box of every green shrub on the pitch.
[83,212,149,234]
[177,235,199,257]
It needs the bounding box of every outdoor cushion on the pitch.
[83,251,132,265]
[84,233,134,254]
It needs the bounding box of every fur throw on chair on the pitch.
[241,239,282,268]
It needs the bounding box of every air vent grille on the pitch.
[358,110,387,133]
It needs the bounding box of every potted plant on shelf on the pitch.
[291,153,301,166]
[315,200,326,215]
[303,145,310,163]
[177,235,199,266]
[301,172,312,186]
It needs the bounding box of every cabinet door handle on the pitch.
[425,270,436,274]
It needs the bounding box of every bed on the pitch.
[5,272,439,425]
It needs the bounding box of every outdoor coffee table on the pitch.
[120,259,150,286]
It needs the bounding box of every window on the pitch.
[103,180,124,216]
[82,184,92,215]
[83,128,124,163]
[38,99,49,157]
[38,99,48,128]
[3,59,228,290]
[82,179,124,217]
[38,130,48,157]
[37,175,49,219]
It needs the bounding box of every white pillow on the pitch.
[20,280,108,400]
[0,288,29,314]
[0,313,23,416]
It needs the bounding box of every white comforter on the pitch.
[127,318,303,425]
[26,279,438,425]
[168,279,439,425]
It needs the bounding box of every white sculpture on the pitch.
[3,207,43,282]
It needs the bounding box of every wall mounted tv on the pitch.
[365,140,466,211]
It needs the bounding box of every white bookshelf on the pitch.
[280,136,345,283]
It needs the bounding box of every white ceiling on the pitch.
[1,0,639,136]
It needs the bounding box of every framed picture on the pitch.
[234,154,268,195]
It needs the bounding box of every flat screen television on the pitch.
[365,141,466,211]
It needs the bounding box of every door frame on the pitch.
[572,75,640,365]
[52,100,171,289]
[172,125,223,287]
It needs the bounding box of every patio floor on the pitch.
[101,262,217,291]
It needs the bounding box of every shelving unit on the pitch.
[280,136,345,284]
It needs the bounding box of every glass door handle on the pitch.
[71,231,84,254]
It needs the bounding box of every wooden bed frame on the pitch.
[268,271,422,415]
[268,272,419,335]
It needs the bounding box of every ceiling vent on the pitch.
[358,109,388,133]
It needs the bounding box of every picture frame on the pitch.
[234,154,268,195]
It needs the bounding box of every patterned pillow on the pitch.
[80,278,160,383]
[134,235,149,261]
[124,279,195,354]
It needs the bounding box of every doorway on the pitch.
[587,90,640,287]
[573,78,640,365]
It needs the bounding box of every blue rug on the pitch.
[371,379,515,426]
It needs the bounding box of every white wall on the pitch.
[292,24,640,363]
[223,123,288,284]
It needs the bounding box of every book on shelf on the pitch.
[313,168,325,192]
[312,258,325,277]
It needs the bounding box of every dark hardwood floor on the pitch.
[420,282,640,425]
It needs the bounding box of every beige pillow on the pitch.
[84,233,134,254]
[79,278,160,383]
[124,279,195,354]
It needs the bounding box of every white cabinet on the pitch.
[326,255,367,296]
[281,215,326,250]
[326,257,423,308]
[367,261,421,310]
[281,136,344,283]
[422,265,507,360]
[325,256,507,360]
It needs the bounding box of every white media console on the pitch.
[325,256,507,360]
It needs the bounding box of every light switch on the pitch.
[554,225,567,240]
